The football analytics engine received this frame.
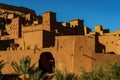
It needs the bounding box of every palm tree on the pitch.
[0,60,5,74]
[29,67,43,80]
[11,57,35,80]
[11,57,43,80]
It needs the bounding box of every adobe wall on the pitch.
[93,53,120,68]
[0,45,75,74]
[0,50,39,74]
[0,35,76,74]
[23,30,43,49]
[43,30,55,48]
[5,17,21,39]
[55,36,75,73]
[14,38,24,50]
[73,36,95,74]
[98,35,120,54]
[0,48,56,74]
[22,24,44,33]
[0,35,120,75]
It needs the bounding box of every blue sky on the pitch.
[0,0,120,32]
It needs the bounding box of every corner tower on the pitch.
[70,19,84,35]
[42,12,56,32]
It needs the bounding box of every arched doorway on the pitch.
[39,52,55,74]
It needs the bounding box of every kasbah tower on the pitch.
[0,3,120,75]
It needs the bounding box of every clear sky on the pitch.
[0,0,120,32]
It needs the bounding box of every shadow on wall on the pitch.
[0,39,14,51]
[39,52,55,74]
[43,31,55,48]
[95,35,106,53]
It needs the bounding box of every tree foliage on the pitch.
[79,60,120,80]
[0,60,5,74]
[10,57,120,80]
[54,70,79,80]
[11,57,31,74]
[11,57,42,80]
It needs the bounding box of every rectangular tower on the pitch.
[70,19,84,35]
[42,11,56,32]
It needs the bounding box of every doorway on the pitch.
[39,52,55,74]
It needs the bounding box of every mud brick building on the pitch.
[0,3,120,75]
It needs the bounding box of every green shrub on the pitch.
[54,70,79,80]
[29,67,43,80]
[79,60,120,80]
[11,57,42,80]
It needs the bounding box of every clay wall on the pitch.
[0,42,75,74]
[95,25,103,33]
[0,35,10,40]
[98,35,120,54]
[6,17,21,39]
[0,35,120,75]
[14,38,24,50]
[0,48,56,74]
[84,26,91,35]
[55,36,75,73]
[59,27,76,35]
[7,14,17,19]
[73,36,95,74]
[43,31,55,48]
[42,12,56,31]
[22,24,43,33]
[23,30,54,50]
[70,20,79,28]
[0,39,14,50]
[93,53,120,67]
[23,30,43,50]
[25,13,32,21]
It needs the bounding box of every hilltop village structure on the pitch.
[0,3,120,75]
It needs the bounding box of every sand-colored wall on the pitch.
[98,35,120,54]
[22,24,43,33]
[14,38,24,50]
[0,48,56,74]
[5,17,21,39]
[93,53,120,68]
[0,36,120,75]
[73,36,95,74]
[55,36,75,73]
[23,30,43,49]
